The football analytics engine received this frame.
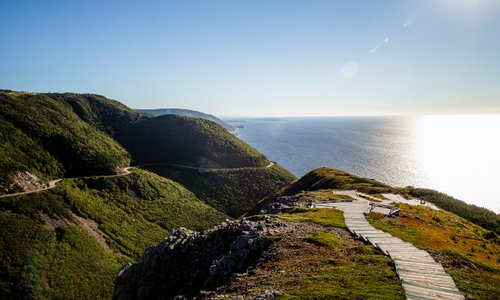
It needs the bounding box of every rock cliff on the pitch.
[113,218,288,299]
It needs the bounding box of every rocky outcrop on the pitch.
[113,218,288,300]
[7,171,45,193]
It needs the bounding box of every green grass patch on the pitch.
[279,253,404,300]
[305,232,345,250]
[278,208,346,228]
[295,190,355,202]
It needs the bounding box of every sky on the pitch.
[1,0,499,116]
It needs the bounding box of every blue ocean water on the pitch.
[225,116,500,213]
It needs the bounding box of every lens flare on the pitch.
[338,62,359,81]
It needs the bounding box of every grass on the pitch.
[278,208,346,228]
[367,204,500,299]
[275,210,403,299]
[305,232,346,250]
[403,187,500,234]
[296,189,355,202]
[279,254,405,300]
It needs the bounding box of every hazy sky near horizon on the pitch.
[1,0,500,116]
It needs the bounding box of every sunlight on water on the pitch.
[412,115,500,212]
[228,115,500,212]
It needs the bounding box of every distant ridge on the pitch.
[136,108,234,131]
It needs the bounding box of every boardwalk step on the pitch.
[406,293,436,300]
[394,257,438,264]
[353,230,387,234]
[399,273,455,286]
[398,270,454,281]
[367,238,406,245]
[398,269,453,278]
[388,249,430,255]
[402,283,464,300]
[394,259,442,268]
[395,263,444,272]
[402,280,462,295]
[347,226,374,229]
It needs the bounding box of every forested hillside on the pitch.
[0,91,130,193]
[0,169,226,299]
[0,89,294,299]
[147,164,295,217]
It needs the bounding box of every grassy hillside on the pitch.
[279,167,398,196]
[403,187,500,235]
[0,91,130,193]
[0,118,63,192]
[145,164,296,217]
[247,167,398,216]
[0,169,227,299]
[45,92,143,136]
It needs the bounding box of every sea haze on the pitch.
[225,115,500,213]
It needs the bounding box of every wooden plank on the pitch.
[398,271,454,281]
[402,283,464,300]
[401,276,458,291]
[394,257,438,264]
[395,262,444,272]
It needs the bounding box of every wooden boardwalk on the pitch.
[318,201,464,300]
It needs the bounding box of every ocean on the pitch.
[224,115,500,213]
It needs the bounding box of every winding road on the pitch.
[0,161,275,198]
[137,161,275,171]
[0,167,133,199]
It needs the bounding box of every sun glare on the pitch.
[413,115,500,212]
[437,0,500,20]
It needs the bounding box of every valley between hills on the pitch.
[1,90,499,299]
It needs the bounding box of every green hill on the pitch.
[136,108,234,131]
[0,169,227,299]
[247,167,399,216]
[0,91,130,193]
[43,92,268,168]
[119,114,268,167]
[146,163,296,217]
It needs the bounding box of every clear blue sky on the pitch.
[1,0,499,116]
